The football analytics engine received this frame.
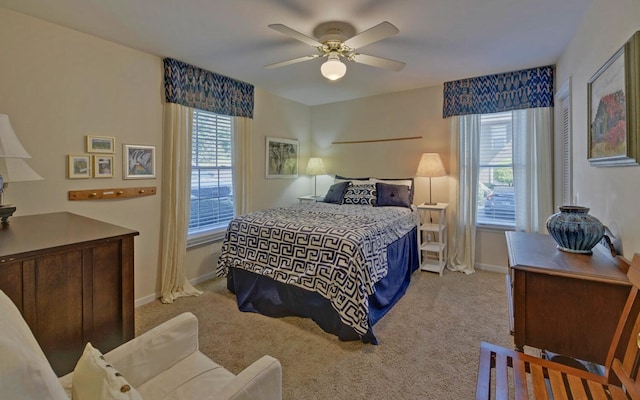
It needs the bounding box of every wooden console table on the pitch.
[0,212,139,376]
[506,231,630,366]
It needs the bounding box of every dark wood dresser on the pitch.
[506,231,631,366]
[0,212,139,376]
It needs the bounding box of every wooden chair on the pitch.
[476,253,640,399]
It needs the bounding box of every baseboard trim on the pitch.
[475,263,508,274]
[134,270,220,308]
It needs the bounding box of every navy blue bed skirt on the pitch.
[226,226,419,344]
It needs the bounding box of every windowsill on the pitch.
[187,228,227,248]
[476,222,515,232]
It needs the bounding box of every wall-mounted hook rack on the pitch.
[68,186,157,201]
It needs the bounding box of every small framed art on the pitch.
[86,135,115,153]
[266,137,299,178]
[93,155,114,178]
[587,30,640,166]
[124,144,156,179]
[68,154,91,179]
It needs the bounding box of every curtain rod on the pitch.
[331,136,422,144]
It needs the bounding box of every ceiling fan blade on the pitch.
[268,24,322,47]
[264,54,321,69]
[351,53,406,71]
[344,21,399,49]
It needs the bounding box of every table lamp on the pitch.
[0,114,43,224]
[306,157,326,198]
[415,153,446,205]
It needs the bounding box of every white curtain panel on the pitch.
[512,108,553,233]
[232,117,253,216]
[160,103,202,303]
[448,114,480,274]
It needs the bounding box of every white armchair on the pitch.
[0,290,282,399]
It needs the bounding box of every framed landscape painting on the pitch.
[68,154,91,178]
[86,135,115,153]
[266,137,298,178]
[587,31,640,166]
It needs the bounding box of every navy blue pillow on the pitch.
[323,181,350,204]
[375,182,411,208]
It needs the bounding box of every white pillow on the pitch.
[72,342,142,400]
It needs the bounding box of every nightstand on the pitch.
[417,203,448,275]
[298,195,324,203]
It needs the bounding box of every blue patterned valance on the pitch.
[163,58,254,118]
[442,65,554,118]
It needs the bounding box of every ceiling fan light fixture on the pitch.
[320,53,347,81]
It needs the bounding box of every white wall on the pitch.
[311,85,450,204]
[555,0,640,261]
[0,9,164,300]
[0,9,313,304]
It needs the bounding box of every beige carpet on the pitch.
[136,269,514,400]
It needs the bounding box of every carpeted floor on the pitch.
[136,269,514,400]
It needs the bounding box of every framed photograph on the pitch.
[86,135,115,153]
[587,31,640,166]
[67,154,91,179]
[93,155,114,178]
[266,137,299,178]
[124,144,156,179]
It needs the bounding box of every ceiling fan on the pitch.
[265,21,405,81]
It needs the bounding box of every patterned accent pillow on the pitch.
[342,184,377,205]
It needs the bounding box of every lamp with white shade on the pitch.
[415,153,446,205]
[0,114,43,223]
[306,157,326,198]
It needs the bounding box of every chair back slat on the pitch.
[476,253,640,399]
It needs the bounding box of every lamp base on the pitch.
[0,205,16,225]
[424,202,438,205]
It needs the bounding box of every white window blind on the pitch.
[477,112,515,226]
[556,79,572,207]
[189,110,234,237]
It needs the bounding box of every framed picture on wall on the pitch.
[93,155,114,178]
[86,135,115,153]
[67,154,91,178]
[266,137,299,178]
[587,30,640,167]
[123,144,156,179]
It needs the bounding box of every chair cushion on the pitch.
[137,351,235,399]
[72,342,141,400]
[0,290,68,400]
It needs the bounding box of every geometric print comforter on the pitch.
[216,202,419,336]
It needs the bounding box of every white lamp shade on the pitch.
[0,114,31,158]
[306,157,326,175]
[320,53,347,81]
[415,153,446,177]
[3,158,43,182]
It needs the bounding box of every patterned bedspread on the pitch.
[216,203,419,336]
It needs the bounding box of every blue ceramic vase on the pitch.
[546,206,604,254]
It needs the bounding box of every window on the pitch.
[189,109,234,244]
[477,112,515,227]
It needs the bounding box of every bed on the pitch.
[216,178,420,344]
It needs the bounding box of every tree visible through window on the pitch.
[477,112,515,226]
[189,110,234,237]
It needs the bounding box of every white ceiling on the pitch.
[0,0,592,106]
